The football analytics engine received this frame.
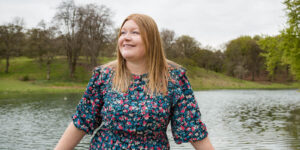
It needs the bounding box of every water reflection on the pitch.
[198,90,300,150]
[285,108,300,149]
[0,90,299,149]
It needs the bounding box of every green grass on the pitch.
[0,56,298,98]
[0,56,115,81]
[0,56,116,98]
[185,66,299,90]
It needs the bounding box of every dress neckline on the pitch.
[131,72,148,79]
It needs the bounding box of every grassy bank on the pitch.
[0,57,298,98]
[185,66,299,90]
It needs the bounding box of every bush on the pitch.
[20,75,30,81]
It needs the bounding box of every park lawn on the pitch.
[0,57,298,99]
[0,56,114,98]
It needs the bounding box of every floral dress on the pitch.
[72,64,208,150]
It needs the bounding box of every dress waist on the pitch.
[98,127,168,143]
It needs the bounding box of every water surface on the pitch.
[0,90,299,149]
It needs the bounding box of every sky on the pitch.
[0,0,287,50]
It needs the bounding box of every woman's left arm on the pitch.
[190,137,214,150]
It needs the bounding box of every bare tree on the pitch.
[78,4,113,67]
[25,20,60,80]
[54,0,113,78]
[0,17,25,73]
[160,28,175,58]
[100,28,118,57]
[54,0,83,78]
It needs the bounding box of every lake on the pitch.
[0,90,299,149]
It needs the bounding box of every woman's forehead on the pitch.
[121,20,140,30]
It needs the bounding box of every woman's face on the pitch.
[118,20,146,62]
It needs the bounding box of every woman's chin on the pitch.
[121,52,134,59]
[121,55,134,61]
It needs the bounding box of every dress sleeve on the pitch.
[72,67,104,135]
[170,68,208,144]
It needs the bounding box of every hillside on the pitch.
[0,57,298,97]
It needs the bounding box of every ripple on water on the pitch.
[0,90,299,149]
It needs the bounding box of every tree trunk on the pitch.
[38,56,44,68]
[66,41,77,79]
[46,58,51,80]
[69,52,78,79]
[70,60,76,79]
[91,55,98,68]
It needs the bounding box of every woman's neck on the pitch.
[126,60,147,75]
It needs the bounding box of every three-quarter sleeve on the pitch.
[72,67,104,135]
[170,68,208,144]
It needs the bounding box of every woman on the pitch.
[55,14,214,150]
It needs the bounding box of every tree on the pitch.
[258,35,283,80]
[160,28,175,58]
[225,36,264,80]
[212,50,225,73]
[54,0,113,77]
[225,37,248,78]
[100,28,118,57]
[258,0,299,80]
[0,18,25,73]
[280,0,300,79]
[173,35,200,58]
[54,0,84,78]
[245,37,264,81]
[25,20,60,80]
[78,4,113,67]
[192,49,214,70]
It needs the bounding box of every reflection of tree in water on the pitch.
[224,102,300,149]
[226,103,288,132]
[285,108,300,149]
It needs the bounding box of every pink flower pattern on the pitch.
[72,64,208,150]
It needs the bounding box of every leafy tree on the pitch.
[280,0,300,79]
[211,50,225,73]
[225,36,264,80]
[192,49,214,71]
[259,0,299,80]
[258,35,283,79]
[245,37,264,81]
[173,35,200,58]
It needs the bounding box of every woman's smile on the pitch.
[123,44,136,48]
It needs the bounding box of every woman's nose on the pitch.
[124,33,132,40]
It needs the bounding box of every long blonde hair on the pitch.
[112,14,169,95]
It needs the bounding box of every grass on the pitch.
[0,56,298,98]
[0,56,115,98]
[185,65,299,90]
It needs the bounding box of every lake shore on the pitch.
[0,78,298,99]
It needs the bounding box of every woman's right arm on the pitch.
[54,122,86,150]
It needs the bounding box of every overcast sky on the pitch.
[0,0,287,49]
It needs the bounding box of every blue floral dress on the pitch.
[72,64,208,150]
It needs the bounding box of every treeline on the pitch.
[0,0,299,82]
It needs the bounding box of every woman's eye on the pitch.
[132,31,140,34]
[121,31,126,35]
